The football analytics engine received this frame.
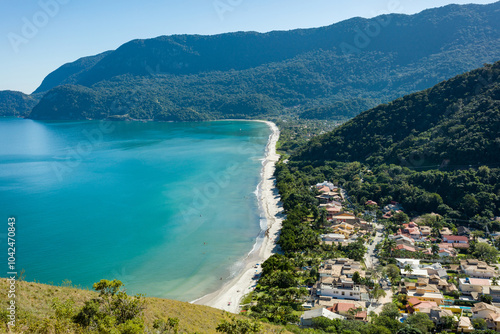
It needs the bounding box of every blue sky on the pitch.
[0,0,497,94]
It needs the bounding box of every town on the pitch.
[293,181,500,332]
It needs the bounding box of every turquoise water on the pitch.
[0,118,270,301]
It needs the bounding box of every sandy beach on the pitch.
[192,121,283,313]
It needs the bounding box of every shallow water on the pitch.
[0,118,270,301]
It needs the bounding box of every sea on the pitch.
[0,117,271,301]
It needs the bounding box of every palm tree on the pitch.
[431,244,440,256]
[492,277,499,286]
[385,238,397,257]
[404,264,414,277]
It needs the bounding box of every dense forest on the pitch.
[21,2,500,121]
[0,91,38,117]
[288,62,500,227]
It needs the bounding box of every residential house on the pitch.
[420,226,432,236]
[321,234,346,243]
[400,278,444,305]
[457,317,474,333]
[300,308,345,327]
[471,302,500,331]
[327,302,367,321]
[396,258,420,269]
[390,235,415,247]
[423,263,448,279]
[429,308,454,327]
[439,248,456,257]
[330,213,358,224]
[397,244,417,252]
[488,285,500,303]
[324,204,343,218]
[365,200,377,206]
[440,227,453,236]
[316,181,335,191]
[459,277,491,298]
[317,277,368,301]
[443,235,469,245]
[460,259,498,278]
[457,226,471,237]
[406,297,438,313]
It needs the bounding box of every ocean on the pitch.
[0,118,270,301]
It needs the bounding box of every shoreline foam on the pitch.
[192,120,283,313]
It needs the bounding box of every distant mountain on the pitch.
[23,2,500,120]
[295,61,500,167]
[0,91,39,117]
[33,51,112,94]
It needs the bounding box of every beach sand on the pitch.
[192,121,283,313]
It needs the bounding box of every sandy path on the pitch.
[192,121,283,313]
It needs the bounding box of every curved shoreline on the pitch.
[192,120,283,313]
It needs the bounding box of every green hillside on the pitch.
[26,2,500,121]
[0,278,288,333]
[296,61,500,168]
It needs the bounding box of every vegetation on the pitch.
[22,3,500,121]
[0,278,287,333]
[0,90,39,117]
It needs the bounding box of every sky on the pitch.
[0,0,498,94]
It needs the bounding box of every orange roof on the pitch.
[329,302,356,313]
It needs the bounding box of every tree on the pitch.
[370,284,387,304]
[386,264,401,283]
[380,303,400,320]
[492,277,499,286]
[439,316,456,330]
[474,242,499,263]
[405,312,435,334]
[472,318,487,330]
[404,264,414,277]
[480,294,493,304]
[73,279,144,333]
[216,315,261,334]
[397,327,423,334]
[353,271,361,284]
[431,244,439,256]
[153,317,180,333]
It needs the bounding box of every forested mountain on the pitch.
[0,91,39,117]
[295,61,500,168]
[284,62,500,223]
[26,2,500,121]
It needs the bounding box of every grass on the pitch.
[0,278,289,333]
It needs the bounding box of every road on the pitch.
[365,222,394,314]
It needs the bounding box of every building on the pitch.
[300,308,345,327]
[460,259,498,278]
[317,277,367,301]
[406,290,444,305]
[429,308,454,327]
[330,213,358,224]
[471,302,500,331]
[391,235,415,246]
[457,317,474,333]
[397,244,416,252]
[396,258,420,269]
[327,302,367,321]
[457,226,471,237]
[440,227,452,236]
[459,277,491,297]
[442,235,469,244]
[321,234,346,243]
[420,226,432,236]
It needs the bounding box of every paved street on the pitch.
[365,222,394,314]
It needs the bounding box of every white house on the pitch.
[396,258,420,269]
[321,234,346,243]
[300,308,345,327]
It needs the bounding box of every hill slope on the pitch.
[28,2,500,121]
[0,91,39,117]
[0,278,287,333]
[295,61,500,168]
